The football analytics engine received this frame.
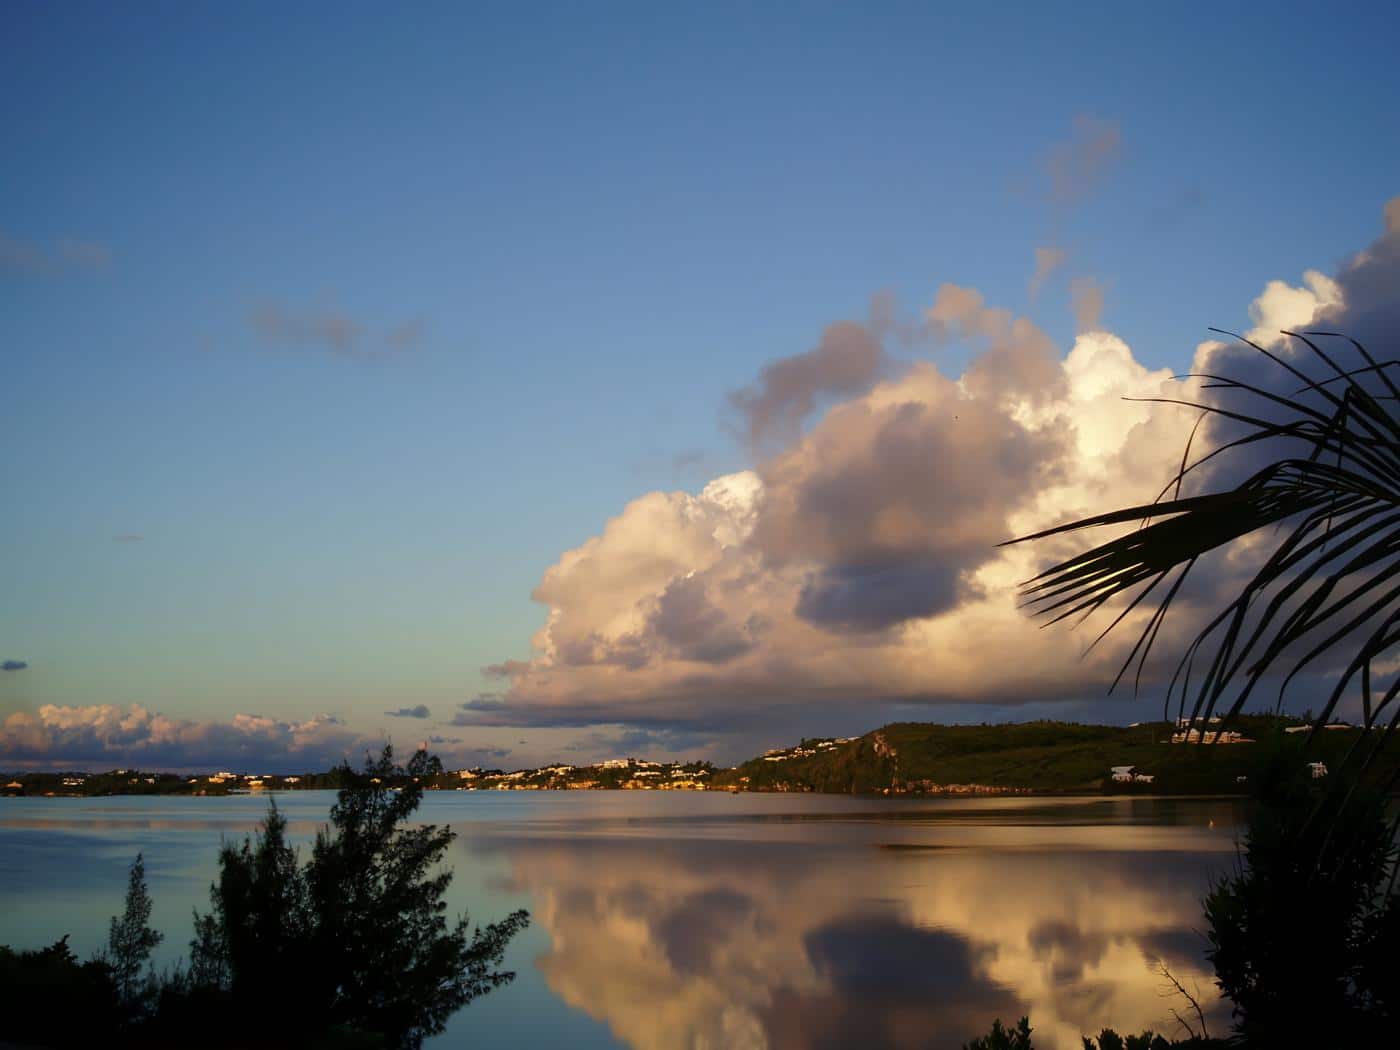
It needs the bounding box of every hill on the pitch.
[710,717,1394,795]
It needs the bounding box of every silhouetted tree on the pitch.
[964,1017,1034,1049]
[186,908,227,990]
[191,798,312,1012]
[104,852,163,1007]
[0,936,123,1046]
[1203,758,1400,1045]
[305,746,528,1046]
[185,746,528,1048]
[1082,1032,1176,1050]
[963,1018,1200,1050]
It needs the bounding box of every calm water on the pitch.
[0,792,1247,1049]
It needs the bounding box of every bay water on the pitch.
[0,791,1245,1049]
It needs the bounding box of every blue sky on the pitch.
[4,2,1398,769]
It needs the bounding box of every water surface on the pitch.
[0,792,1244,1049]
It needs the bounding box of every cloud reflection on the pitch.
[494,829,1232,1050]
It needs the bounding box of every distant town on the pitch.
[1,755,725,798]
[2,716,1386,799]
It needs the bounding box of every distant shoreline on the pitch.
[5,715,1387,801]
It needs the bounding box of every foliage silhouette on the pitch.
[963,1016,1035,1049]
[180,745,530,1048]
[307,746,528,1044]
[0,937,124,1046]
[962,1017,1200,1050]
[191,797,313,1008]
[103,852,163,1008]
[1202,757,1400,1045]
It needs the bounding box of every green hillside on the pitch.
[711,717,1396,795]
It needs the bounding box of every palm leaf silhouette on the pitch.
[1004,330,1400,788]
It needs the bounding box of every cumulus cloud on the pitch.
[925,283,1067,405]
[0,703,521,772]
[729,303,894,454]
[0,704,363,772]
[1,231,111,275]
[2,660,27,672]
[249,302,423,361]
[384,704,432,719]
[471,196,1399,735]
[479,313,1190,727]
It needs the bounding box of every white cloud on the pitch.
[482,298,1202,726]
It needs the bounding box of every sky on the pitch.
[3,2,1399,771]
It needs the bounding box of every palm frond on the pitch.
[1003,333,1400,762]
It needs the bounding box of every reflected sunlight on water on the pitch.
[1,792,1244,1049]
